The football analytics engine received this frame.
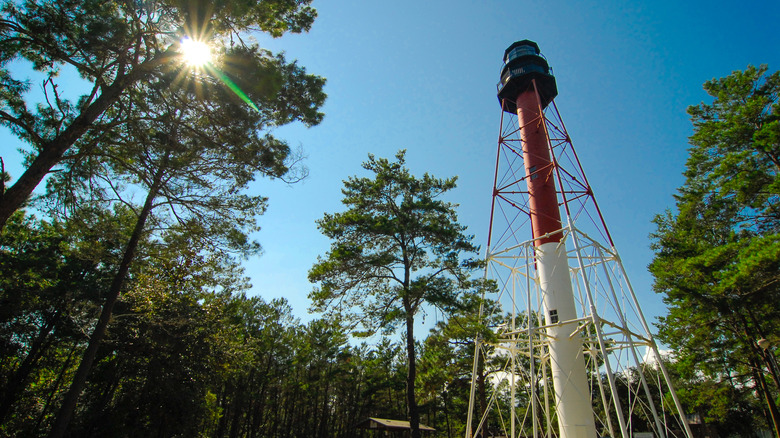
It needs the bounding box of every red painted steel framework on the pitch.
[487,79,613,255]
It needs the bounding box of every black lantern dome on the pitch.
[497,40,558,113]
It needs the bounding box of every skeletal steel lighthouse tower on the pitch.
[501,40,596,438]
[465,41,694,438]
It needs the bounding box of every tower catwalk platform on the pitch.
[464,40,694,438]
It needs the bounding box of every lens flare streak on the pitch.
[205,64,261,113]
[179,36,261,114]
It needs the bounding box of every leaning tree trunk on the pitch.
[0,49,176,232]
[46,165,166,438]
[751,359,780,438]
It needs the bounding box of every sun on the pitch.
[180,37,212,67]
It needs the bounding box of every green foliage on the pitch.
[650,65,780,435]
[0,209,125,435]
[0,207,485,437]
[665,360,759,438]
[309,150,481,437]
[417,291,503,438]
[0,0,325,228]
[309,150,481,333]
[0,2,499,435]
[683,65,780,233]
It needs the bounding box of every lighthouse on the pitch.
[498,40,597,438]
[465,40,694,438]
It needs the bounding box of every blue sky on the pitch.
[3,1,779,332]
[245,0,780,328]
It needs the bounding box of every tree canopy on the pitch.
[1,208,477,437]
[650,65,780,435]
[0,0,325,229]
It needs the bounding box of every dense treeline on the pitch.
[0,210,484,437]
[650,65,780,437]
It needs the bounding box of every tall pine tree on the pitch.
[650,65,780,435]
[309,151,481,438]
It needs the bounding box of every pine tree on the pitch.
[650,65,780,435]
[309,151,481,438]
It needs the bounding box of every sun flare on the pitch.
[180,37,212,67]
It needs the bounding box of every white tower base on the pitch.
[537,241,597,438]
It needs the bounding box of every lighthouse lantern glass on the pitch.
[506,45,537,63]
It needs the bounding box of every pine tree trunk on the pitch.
[405,306,421,438]
[754,362,780,438]
[228,376,245,438]
[216,384,230,438]
[737,312,780,437]
[46,165,166,438]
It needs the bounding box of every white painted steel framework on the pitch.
[464,101,694,438]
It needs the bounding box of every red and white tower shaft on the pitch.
[499,41,597,438]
